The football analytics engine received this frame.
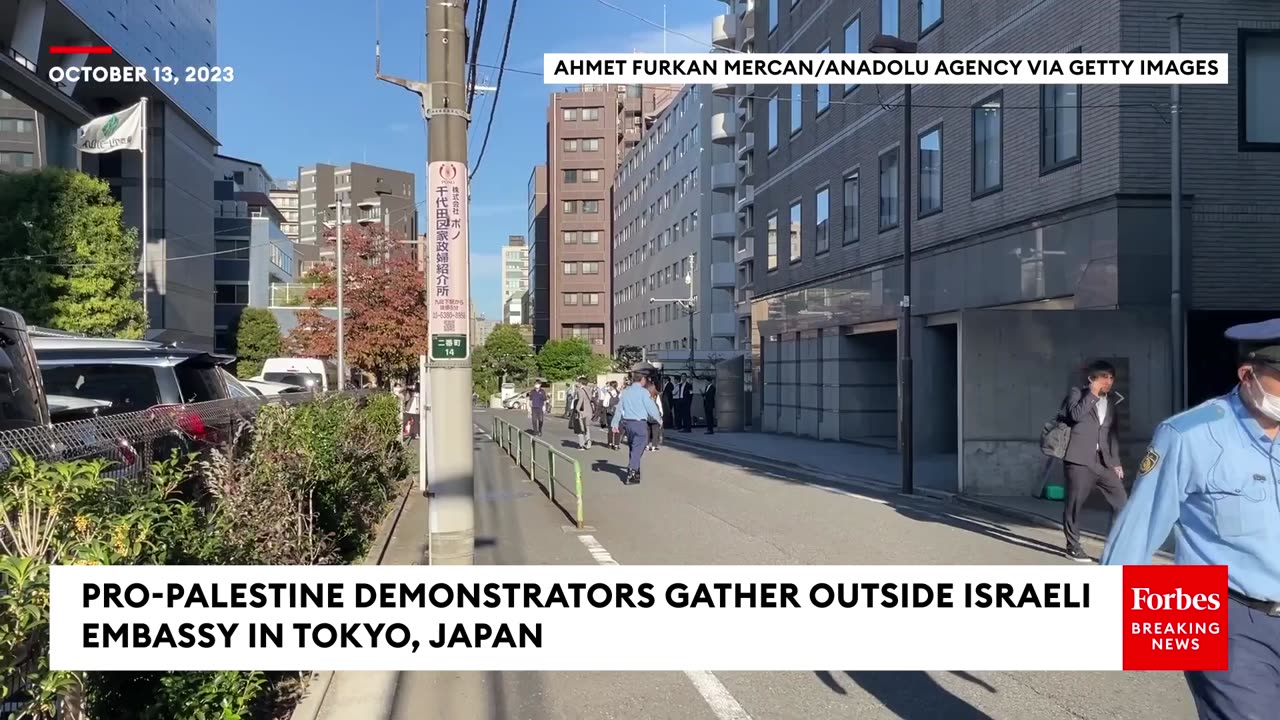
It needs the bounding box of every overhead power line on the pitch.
[466,0,490,113]
[470,0,520,180]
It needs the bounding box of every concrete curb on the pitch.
[662,433,1174,560]
[288,478,415,720]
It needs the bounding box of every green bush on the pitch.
[0,392,409,720]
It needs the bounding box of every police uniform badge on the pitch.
[1139,448,1159,475]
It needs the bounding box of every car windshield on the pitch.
[263,372,322,388]
[0,326,44,430]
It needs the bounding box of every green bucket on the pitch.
[1043,484,1066,502]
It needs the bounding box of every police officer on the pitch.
[1102,319,1280,720]
[610,369,663,485]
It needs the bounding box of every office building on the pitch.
[546,84,673,352]
[212,154,295,353]
[471,310,495,348]
[613,85,739,354]
[269,180,301,244]
[527,165,550,347]
[0,88,40,170]
[1,0,220,347]
[501,235,529,325]
[297,162,417,262]
[746,0,1280,499]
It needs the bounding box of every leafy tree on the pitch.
[285,222,427,384]
[483,324,535,384]
[471,345,499,400]
[536,338,610,382]
[231,308,281,379]
[614,345,645,372]
[0,168,144,337]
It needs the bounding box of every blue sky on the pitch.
[216,0,721,321]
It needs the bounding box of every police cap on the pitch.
[1225,319,1280,369]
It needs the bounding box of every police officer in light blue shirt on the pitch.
[610,370,663,485]
[1102,319,1280,720]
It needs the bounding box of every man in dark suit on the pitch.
[1059,360,1129,562]
[674,374,694,432]
[661,376,675,429]
[702,378,717,434]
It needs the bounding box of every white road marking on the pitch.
[575,535,753,720]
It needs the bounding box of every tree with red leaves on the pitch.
[286,222,427,385]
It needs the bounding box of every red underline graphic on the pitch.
[49,46,112,55]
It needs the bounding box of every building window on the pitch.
[879,148,900,230]
[563,231,578,244]
[563,201,577,214]
[216,238,250,260]
[842,172,860,245]
[920,0,942,35]
[767,213,778,270]
[583,293,601,306]
[881,0,898,36]
[768,95,779,151]
[817,46,831,114]
[1240,29,1280,150]
[563,293,578,305]
[972,92,1003,197]
[790,85,802,135]
[816,186,830,254]
[789,201,801,263]
[583,169,601,182]
[1041,73,1081,172]
[583,138,602,151]
[0,118,34,133]
[582,200,600,213]
[0,152,34,168]
[563,108,578,121]
[583,230,601,244]
[563,139,578,152]
[215,283,249,305]
[563,169,578,183]
[768,0,777,32]
[563,262,578,275]
[582,107,601,121]
[918,125,942,217]
[843,18,861,94]
[582,262,600,274]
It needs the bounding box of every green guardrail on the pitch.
[492,415,585,528]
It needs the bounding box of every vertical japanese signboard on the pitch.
[427,161,470,361]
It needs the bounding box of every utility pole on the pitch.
[376,0,477,565]
[1169,13,1185,412]
[335,193,346,389]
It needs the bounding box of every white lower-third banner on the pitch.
[49,564,1229,672]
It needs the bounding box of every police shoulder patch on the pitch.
[1139,448,1160,475]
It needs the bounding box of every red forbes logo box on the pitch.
[1122,565,1229,671]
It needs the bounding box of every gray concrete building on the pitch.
[527,165,550,347]
[501,234,528,325]
[1,0,220,347]
[612,85,739,354]
[0,87,39,170]
[297,162,417,263]
[745,0,1280,499]
[269,180,300,245]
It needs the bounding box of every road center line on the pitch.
[575,535,753,720]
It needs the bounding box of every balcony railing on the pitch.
[269,282,330,309]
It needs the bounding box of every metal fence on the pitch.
[491,415,584,528]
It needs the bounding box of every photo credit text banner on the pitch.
[50,564,1228,672]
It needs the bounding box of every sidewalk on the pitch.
[661,429,1159,550]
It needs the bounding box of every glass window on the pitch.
[918,126,942,216]
[563,262,578,274]
[843,172,860,245]
[563,200,577,214]
[789,201,801,263]
[563,139,578,152]
[562,108,578,121]
[791,85,802,134]
[582,107,601,121]
[973,93,1003,196]
[582,262,600,274]
[769,0,777,32]
[563,169,578,183]
[881,0,898,36]
[844,18,861,93]
[767,213,778,270]
[563,293,578,305]
[583,293,600,306]
[583,230,601,244]
[817,46,831,113]
[216,238,250,260]
[1241,30,1280,147]
[563,231,578,244]
[816,187,830,254]
[768,96,779,150]
[215,283,249,305]
[582,200,600,213]
[583,138,602,151]
[583,169,601,182]
[920,0,942,33]
[1041,82,1081,171]
[879,148,900,230]
[40,365,160,417]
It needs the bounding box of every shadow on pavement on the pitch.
[591,459,630,485]
[665,437,1072,561]
[814,671,995,719]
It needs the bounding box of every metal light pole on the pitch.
[650,253,697,369]
[1169,14,1185,412]
[335,192,347,389]
[871,33,919,495]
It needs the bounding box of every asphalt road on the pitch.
[389,410,1196,720]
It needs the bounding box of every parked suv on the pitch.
[0,307,49,432]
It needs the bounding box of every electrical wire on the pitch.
[470,0,519,180]
[589,0,742,54]
[466,0,490,114]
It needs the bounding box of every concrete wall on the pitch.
[959,308,1171,496]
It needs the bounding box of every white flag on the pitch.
[75,101,144,154]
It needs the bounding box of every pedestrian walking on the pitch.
[661,375,676,429]
[569,376,593,449]
[1103,319,1280,720]
[610,370,663,484]
[403,384,420,440]
[604,381,621,449]
[703,377,717,434]
[674,374,694,432]
[647,382,664,451]
[1058,360,1129,562]
[528,381,547,436]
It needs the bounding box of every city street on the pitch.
[389,409,1196,720]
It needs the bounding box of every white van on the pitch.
[254,357,340,393]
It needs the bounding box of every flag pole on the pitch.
[139,97,149,332]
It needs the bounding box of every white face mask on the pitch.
[1246,372,1280,422]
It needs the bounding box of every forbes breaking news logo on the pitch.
[1122,565,1228,671]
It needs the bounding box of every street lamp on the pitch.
[650,253,698,371]
[869,33,918,496]
[334,190,351,389]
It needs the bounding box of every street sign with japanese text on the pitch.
[427,161,470,361]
